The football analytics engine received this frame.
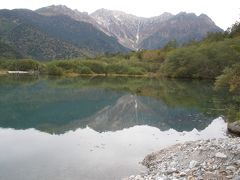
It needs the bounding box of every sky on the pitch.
[0,0,239,30]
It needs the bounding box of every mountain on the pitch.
[0,5,223,60]
[36,5,115,45]
[91,9,175,49]
[36,5,99,29]
[0,8,128,60]
[91,9,144,50]
[0,39,22,59]
[37,6,222,50]
[139,12,222,49]
[91,9,222,50]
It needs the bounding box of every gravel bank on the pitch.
[124,137,240,180]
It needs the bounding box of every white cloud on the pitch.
[0,0,239,30]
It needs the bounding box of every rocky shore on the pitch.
[125,137,240,180]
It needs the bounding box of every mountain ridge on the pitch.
[0,8,129,60]
[0,5,223,60]
[91,9,222,49]
[36,5,222,50]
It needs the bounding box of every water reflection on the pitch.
[0,76,233,180]
[61,94,213,133]
[0,76,235,134]
[0,118,227,180]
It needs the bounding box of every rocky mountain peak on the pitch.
[91,8,140,22]
[199,13,215,25]
[36,5,99,30]
[36,5,70,15]
[36,5,222,50]
[91,9,222,50]
[158,12,173,19]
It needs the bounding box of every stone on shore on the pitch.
[215,152,227,159]
[124,137,240,180]
[228,121,240,135]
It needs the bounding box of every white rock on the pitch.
[166,168,177,174]
[135,175,143,180]
[215,152,227,158]
[189,160,198,168]
[184,168,190,173]
[226,166,236,171]
[157,176,167,180]
[170,161,177,167]
[212,165,217,170]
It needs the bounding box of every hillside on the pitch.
[0,39,22,59]
[139,12,222,49]
[36,5,99,29]
[0,9,128,60]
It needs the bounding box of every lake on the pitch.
[0,76,236,180]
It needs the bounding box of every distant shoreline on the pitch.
[0,70,159,78]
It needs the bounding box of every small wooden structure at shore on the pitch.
[7,71,37,75]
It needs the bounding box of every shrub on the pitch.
[47,64,64,76]
[215,63,240,93]
[106,63,129,74]
[81,61,107,74]
[160,38,240,79]
[76,66,93,74]
[127,67,146,75]
[53,61,76,70]
[9,59,40,71]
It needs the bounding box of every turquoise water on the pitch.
[0,76,233,180]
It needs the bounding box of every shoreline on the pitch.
[0,70,158,78]
[63,72,159,78]
[0,70,7,75]
[0,70,216,80]
[125,137,240,180]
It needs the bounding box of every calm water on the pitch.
[0,76,235,180]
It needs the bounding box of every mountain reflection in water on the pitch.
[0,118,227,180]
[0,76,232,180]
[0,76,234,134]
[61,94,213,133]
